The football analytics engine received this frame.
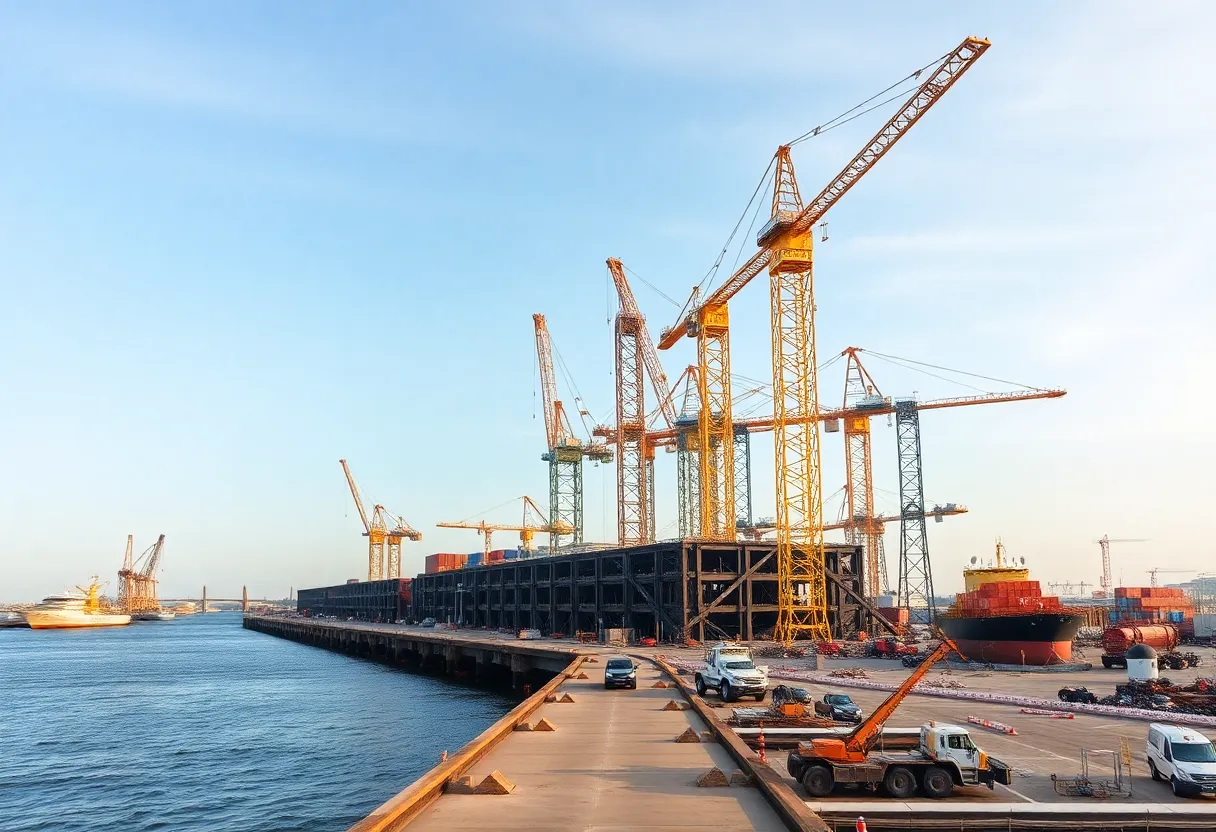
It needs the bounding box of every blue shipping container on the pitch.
[467,553,483,567]
[1169,611,1184,623]
[504,549,519,560]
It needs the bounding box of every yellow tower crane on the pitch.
[658,37,990,642]
[340,459,421,582]
[437,496,572,557]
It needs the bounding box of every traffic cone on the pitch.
[757,720,767,764]
[855,817,867,832]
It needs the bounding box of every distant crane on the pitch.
[1096,536,1148,596]
[1146,568,1196,588]
[437,496,572,557]
[117,534,166,614]
[116,535,135,612]
[340,459,421,582]
[533,313,613,551]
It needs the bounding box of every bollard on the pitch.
[855,817,867,832]
[440,750,448,764]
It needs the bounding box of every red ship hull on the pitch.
[939,612,1085,666]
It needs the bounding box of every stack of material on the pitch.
[424,553,468,573]
[949,579,1065,615]
[1113,587,1195,635]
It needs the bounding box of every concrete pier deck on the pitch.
[406,659,787,832]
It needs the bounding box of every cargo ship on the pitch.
[939,541,1085,665]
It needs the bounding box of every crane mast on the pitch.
[533,314,611,550]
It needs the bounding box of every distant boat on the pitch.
[132,611,177,622]
[25,579,131,630]
[0,611,28,628]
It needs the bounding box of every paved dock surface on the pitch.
[406,659,787,832]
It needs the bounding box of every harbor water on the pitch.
[0,612,514,831]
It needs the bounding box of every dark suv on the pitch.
[604,656,637,689]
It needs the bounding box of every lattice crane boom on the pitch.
[607,258,677,428]
[339,458,372,534]
[657,36,991,350]
[438,496,573,556]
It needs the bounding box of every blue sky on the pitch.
[2,2,1213,601]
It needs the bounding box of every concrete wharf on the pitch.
[245,616,1216,832]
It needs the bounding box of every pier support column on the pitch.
[510,654,529,690]
[444,646,460,676]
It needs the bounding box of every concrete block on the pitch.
[544,693,557,702]
[585,657,599,663]
[557,692,575,703]
[513,721,533,731]
[661,700,689,711]
[575,671,589,680]
[674,727,701,743]
[448,775,476,794]
[651,681,670,688]
[728,770,753,787]
[696,767,730,787]
[533,717,556,731]
[474,770,516,795]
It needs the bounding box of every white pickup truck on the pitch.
[694,642,769,702]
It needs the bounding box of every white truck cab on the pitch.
[694,642,769,702]
[1147,723,1216,796]
[920,723,995,786]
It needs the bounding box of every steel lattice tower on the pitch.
[547,446,584,549]
[895,399,935,622]
[733,426,753,531]
[615,314,650,544]
[676,425,701,538]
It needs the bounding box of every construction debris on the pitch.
[828,667,869,679]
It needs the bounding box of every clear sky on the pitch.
[2,2,1213,602]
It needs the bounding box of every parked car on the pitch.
[1147,724,1216,796]
[420,617,437,628]
[603,656,637,689]
[814,693,863,723]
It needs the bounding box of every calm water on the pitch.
[0,613,514,831]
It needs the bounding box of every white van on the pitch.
[1146,724,1216,797]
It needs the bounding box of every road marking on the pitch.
[1000,784,1038,803]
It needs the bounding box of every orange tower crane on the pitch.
[533,314,613,551]
[658,37,990,642]
[340,459,421,582]
[438,496,572,556]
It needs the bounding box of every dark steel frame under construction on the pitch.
[410,540,874,642]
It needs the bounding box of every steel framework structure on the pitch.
[340,459,421,581]
[607,258,674,545]
[895,399,934,622]
[841,348,886,597]
[615,311,649,544]
[695,301,734,540]
[733,426,754,531]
